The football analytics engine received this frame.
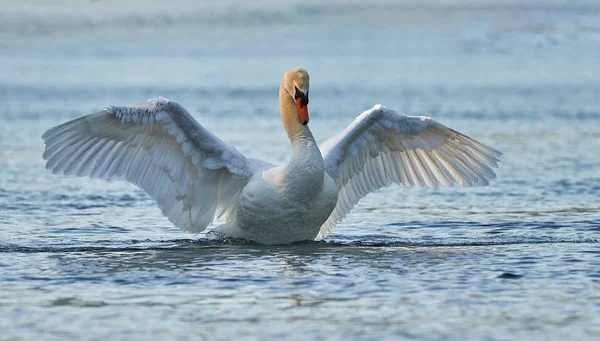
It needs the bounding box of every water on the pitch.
[1,1,600,340]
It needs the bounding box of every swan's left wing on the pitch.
[319,105,502,237]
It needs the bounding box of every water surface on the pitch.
[1,1,599,340]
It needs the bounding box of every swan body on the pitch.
[42,67,501,245]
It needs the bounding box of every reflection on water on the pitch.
[3,236,599,337]
[1,232,600,340]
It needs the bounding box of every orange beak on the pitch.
[296,97,309,125]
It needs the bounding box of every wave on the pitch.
[2,1,600,38]
[2,83,600,122]
[0,234,597,254]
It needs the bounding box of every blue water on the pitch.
[1,1,600,340]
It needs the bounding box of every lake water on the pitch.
[1,1,599,340]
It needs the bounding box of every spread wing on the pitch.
[319,105,502,237]
[42,97,255,233]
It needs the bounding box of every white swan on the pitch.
[42,67,501,245]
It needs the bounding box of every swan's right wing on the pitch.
[42,97,255,232]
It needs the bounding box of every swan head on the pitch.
[282,67,310,125]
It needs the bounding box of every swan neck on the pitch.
[278,84,324,198]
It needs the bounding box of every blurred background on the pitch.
[1,1,599,340]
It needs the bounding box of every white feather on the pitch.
[42,97,256,233]
[318,105,502,237]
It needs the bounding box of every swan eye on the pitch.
[294,86,309,106]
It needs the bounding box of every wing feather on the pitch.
[42,97,255,233]
[319,105,501,237]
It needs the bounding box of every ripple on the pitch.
[326,235,599,247]
[46,297,107,308]
[497,272,523,279]
[0,234,597,254]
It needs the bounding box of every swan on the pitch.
[42,67,501,245]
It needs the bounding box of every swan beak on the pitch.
[296,98,309,125]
